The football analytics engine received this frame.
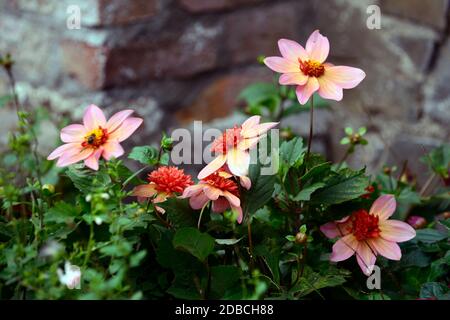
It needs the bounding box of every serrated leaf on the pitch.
[243,163,276,215]
[158,198,197,228]
[311,169,369,206]
[291,182,325,201]
[173,227,215,261]
[65,164,111,193]
[128,146,159,165]
[280,137,305,167]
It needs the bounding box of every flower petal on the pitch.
[279,73,308,86]
[320,217,349,239]
[305,30,329,63]
[198,154,227,180]
[181,184,204,198]
[189,193,209,210]
[102,141,124,160]
[379,220,416,242]
[106,109,134,133]
[239,175,252,190]
[83,104,106,131]
[223,191,240,208]
[317,75,343,101]
[241,115,261,131]
[370,194,396,221]
[203,185,222,201]
[295,77,319,105]
[108,117,143,142]
[278,38,309,62]
[330,234,358,262]
[132,184,157,198]
[355,241,377,275]
[264,57,300,73]
[368,238,401,261]
[323,65,366,89]
[84,148,103,170]
[60,124,86,143]
[227,148,250,177]
[57,148,93,167]
[47,143,80,160]
[231,205,243,224]
[212,197,230,213]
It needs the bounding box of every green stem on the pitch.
[83,222,95,268]
[305,95,315,165]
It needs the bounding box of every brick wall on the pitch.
[0,0,449,181]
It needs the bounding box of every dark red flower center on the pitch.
[350,209,380,241]
[202,172,239,196]
[299,59,325,77]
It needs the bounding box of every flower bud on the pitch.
[295,232,308,244]
[42,184,55,194]
[407,215,427,229]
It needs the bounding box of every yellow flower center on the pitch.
[82,126,108,149]
[299,59,325,77]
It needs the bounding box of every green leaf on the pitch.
[242,162,276,215]
[128,146,159,165]
[415,229,448,243]
[344,127,353,135]
[428,251,450,281]
[280,137,305,167]
[65,164,111,193]
[173,227,215,261]
[420,282,449,299]
[238,82,281,112]
[44,201,80,224]
[158,198,197,228]
[254,244,280,284]
[421,145,450,177]
[215,237,243,245]
[285,235,295,242]
[290,266,350,297]
[210,266,241,298]
[340,137,350,145]
[291,182,325,201]
[311,169,369,206]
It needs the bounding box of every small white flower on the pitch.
[100,192,110,200]
[39,240,63,258]
[85,194,92,202]
[57,261,81,289]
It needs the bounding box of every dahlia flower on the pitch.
[264,30,366,104]
[320,195,416,275]
[48,104,143,170]
[182,170,243,223]
[132,166,193,213]
[198,116,278,179]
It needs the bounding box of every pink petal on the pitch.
[238,137,260,150]
[84,148,103,170]
[355,241,377,275]
[57,148,93,167]
[279,73,308,86]
[368,238,401,261]
[264,57,300,73]
[102,141,124,160]
[212,197,230,213]
[48,143,80,160]
[278,38,309,62]
[323,65,366,89]
[60,124,86,143]
[370,194,396,221]
[223,191,240,208]
[379,220,416,242]
[241,116,261,132]
[132,184,157,198]
[295,77,319,105]
[198,154,227,180]
[305,30,329,63]
[189,192,209,210]
[203,185,222,201]
[254,122,279,136]
[231,205,243,224]
[317,75,343,101]
[239,175,251,190]
[321,221,341,239]
[106,109,134,133]
[83,104,106,131]
[227,148,250,177]
[330,234,358,262]
[181,184,204,198]
[108,117,143,142]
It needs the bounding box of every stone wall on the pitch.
[0,0,449,182]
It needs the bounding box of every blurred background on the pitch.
[0,0,449,183]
